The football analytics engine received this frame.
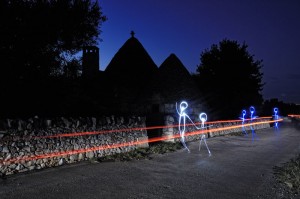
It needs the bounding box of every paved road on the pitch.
[1,123,300,199]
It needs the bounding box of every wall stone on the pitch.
[0,116,148,176]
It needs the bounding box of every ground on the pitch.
[1,122,300,199]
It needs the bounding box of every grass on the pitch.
[96,142,183,162]
[274,154,300,194]
[224,131,244,136]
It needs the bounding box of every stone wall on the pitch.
[0,113,273,176]
[0,116,148,176]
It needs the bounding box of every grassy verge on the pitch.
[224,131,244,136]
[274,154,300,194]
[96,142,183,162]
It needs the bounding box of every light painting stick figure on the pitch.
[239,110,248,136]
[249,106,258,140]
[198,113,211,156]
[273,107,279,130]
[176,101,191,152]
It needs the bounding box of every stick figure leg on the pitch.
[199,134,211,156]
[180,136,190,152]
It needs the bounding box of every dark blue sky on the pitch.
[97,0,300,104]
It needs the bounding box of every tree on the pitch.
[0,0,106,80]
[194,39,264,119]
[262,98,300,117]
[0,0,107,117]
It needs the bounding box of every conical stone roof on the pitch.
[144,53,201,104]
[105,35,158,83]
[104,34,158,109]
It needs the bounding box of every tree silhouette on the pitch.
[193,39,264,119]
[262,98,300,116]
[0,0,106,117]
[0,0,106,80]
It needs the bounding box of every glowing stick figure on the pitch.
[249,106,258,123]
[249,106,258,140]
[273,107,279,129]
[198,113,211,156]
[239,110,248,135]
[176,101,194,152]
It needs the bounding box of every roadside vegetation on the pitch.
[96,142,183,162]
[274,154,300,195]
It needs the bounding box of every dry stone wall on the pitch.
[0,112,273,176]
[0,116,148,176]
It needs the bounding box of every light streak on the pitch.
[0,117,273,143]
[288,114,300,118]
[33,117,272,139]
[39,118,272,139]
[0,118,282,166]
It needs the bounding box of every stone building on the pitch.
[82,32,205,115]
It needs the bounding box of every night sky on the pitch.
[98,0,300,104]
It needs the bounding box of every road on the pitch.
[1,122,300,199]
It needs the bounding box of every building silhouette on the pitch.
[82,32,204,114]
[82,46,99,78]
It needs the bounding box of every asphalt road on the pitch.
[1,122,300,199]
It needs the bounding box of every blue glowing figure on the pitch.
[249,106,258,140]
[239,109,248,136]
[198,112,211,156]
[273,107,279,129]
[249,106,258,121]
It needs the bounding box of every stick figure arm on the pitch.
[186,115,201,129]
[176,102,180,115]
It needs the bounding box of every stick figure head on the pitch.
[199,112,207,123]
[274,107,278,115]
[250,106,255,115]
[242,110,246,117]
[179,101,188,112]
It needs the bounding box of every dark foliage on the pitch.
[193,39,264,119]
[0,77,106,118]
[274,154,300,195]
[0,0,106,80]
[262,98,300,116]
[0,0,106,117]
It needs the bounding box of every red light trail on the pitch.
[288,114,300,118]
[0,118,282,166]
[36,117,272,139]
